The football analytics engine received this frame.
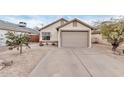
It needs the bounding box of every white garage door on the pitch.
[61,31,88,48]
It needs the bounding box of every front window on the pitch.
[42,32,51,40]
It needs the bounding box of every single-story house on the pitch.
[40,18,95,48]
[0,20,39,46]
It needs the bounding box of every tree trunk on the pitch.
[112,46,116,54]
[112,43,119,54]
[20,45,22,54]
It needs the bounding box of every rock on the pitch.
[0,60,13,71]
[2,60,13,66]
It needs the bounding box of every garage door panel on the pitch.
[61,31,88,48]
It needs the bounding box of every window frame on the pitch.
[42,32,51,40]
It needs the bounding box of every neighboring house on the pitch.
[40,18,94,48]
[0,20,39,46]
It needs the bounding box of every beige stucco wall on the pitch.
[59,22,91,31]
[40,20,67,41]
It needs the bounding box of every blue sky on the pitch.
[0,15,120,28]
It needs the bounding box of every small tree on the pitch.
[5,32,31,54]
[100,20,124,53]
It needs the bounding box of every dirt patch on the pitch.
[93,43,124,63]
[0,44,51,77]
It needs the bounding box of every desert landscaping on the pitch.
[0,43,51,76]
[1,43,124,76]
[94,43,124,63]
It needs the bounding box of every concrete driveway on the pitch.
[30,47,124,77]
